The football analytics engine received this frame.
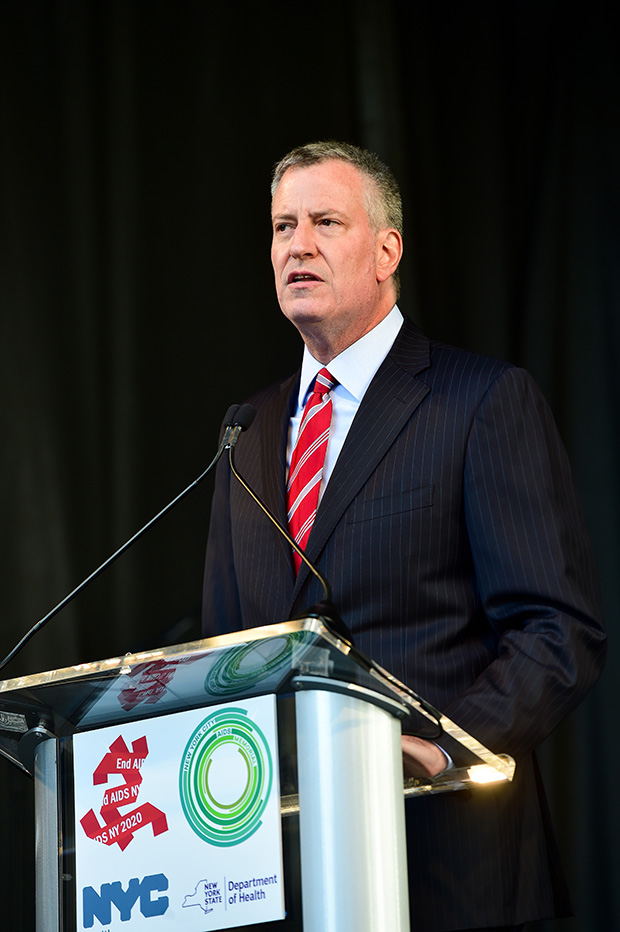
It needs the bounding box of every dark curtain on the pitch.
[1,1,617,928]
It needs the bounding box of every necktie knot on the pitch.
[312,367,337,398]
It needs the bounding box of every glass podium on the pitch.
[0,617,515,932]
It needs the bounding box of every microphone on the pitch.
[222,403,256,449]
[225,405,352,645]
[0,404,244,674]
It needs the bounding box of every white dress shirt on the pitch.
[287,305,404,499]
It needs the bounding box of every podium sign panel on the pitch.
[73,696,284,930]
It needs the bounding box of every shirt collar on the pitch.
[298,305,404,406]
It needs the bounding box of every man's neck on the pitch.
[298,298,396,364]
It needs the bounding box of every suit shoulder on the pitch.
[400,316,518,390]
[397,316,513,387]
[429,338,513,380]
[422,339,550,419]
[400,323,539,407]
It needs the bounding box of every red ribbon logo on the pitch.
[80,735,168,851]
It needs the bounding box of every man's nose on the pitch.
[289,222,317,258]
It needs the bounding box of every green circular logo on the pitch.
[179,707,273,847]
[204,631,314,697]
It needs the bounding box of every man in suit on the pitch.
[202,141,606,931]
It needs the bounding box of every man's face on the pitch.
[271,160,394,352]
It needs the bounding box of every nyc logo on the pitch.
[83,873,169,927]
[80,735,168,850]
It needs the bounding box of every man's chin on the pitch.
[281,301,330,329]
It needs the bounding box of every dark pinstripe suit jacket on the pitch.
[203,316,606,931]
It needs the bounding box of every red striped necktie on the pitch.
[286,368,337,573]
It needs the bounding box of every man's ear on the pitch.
[376,229,403,283]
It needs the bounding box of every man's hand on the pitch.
[401,734,449,779]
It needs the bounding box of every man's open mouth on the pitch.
[288,272,322,284]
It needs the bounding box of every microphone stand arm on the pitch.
[227,445,357,647]
[0,436,231,674]
[227,446,332,603]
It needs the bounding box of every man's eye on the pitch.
[275,222,293,233]
[319,218,336,227]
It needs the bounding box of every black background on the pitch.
[1,2,617,928]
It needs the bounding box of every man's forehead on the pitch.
[271,159,368,215]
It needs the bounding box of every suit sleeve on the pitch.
[442,366,606,759]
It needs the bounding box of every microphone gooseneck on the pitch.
[0,404,244,674]
[226,406,352,644]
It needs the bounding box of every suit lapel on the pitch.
[290,318,432,603]
[258,372,299,577]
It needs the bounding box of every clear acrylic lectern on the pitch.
[0,617,515,932]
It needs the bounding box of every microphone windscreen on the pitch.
[235,404,257,431]
[223,404,241,426]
